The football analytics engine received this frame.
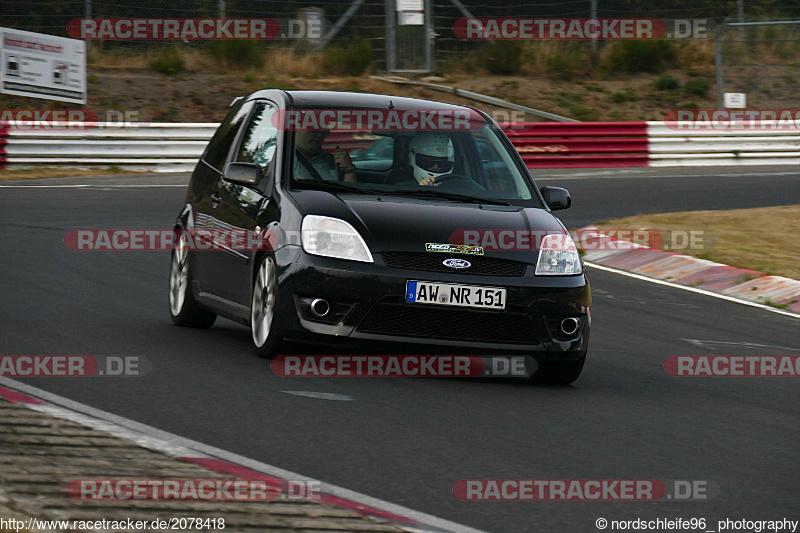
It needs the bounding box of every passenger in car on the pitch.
[293,129,357,182]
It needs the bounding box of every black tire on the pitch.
[532,355,586,385]
[169,232,217,328]
[250,255,282,359]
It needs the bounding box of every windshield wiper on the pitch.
[293,180,381,195]
[379,189,511,206]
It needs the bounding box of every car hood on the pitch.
[289,190,567,261]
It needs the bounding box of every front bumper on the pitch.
[272,245,591,360]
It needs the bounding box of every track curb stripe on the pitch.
[0,378,487,533]
[580,226,800,314]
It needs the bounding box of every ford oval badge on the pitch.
[443,258,471,269]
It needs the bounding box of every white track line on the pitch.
[536,170,800,181]
[0,377,488,533]
[586,262,800,320]
[0,184,185,188]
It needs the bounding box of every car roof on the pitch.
[246,89,476,113]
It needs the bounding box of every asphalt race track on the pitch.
[1,166,799,532]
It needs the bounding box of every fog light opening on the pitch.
[310,298,331,318]
[560,317,579,336]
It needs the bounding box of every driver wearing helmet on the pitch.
[408,132,454,186]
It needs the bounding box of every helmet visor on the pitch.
[414,153,454,173]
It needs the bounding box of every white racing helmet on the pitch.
[408,132,454,183]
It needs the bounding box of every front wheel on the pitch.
[532,355,586,385]
[169,232,217,328]
[250,255,282,359]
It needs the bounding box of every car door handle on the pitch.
[210,192,222,207]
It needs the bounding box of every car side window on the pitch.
[474,133,522,196]
[203,100,254,171]
[235,102,278,173]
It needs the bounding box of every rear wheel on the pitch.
[169,232,216,328]
[251,255,282,359]
[533,355,586,385]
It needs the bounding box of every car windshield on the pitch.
[289,111,542,207]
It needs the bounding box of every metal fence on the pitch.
[4,0,800,75]
[1,0,389,68]
[714,19,800,110]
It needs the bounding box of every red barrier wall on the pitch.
[504,122,649,168]
[0,125,7,169]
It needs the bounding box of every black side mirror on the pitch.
[540,186,571,211]
[223,162,263,188]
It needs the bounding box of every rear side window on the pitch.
[235,101,278,172]
[203,100,253,171]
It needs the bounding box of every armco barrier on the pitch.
[0,121,798,171]
[648,121,800,166]
[0,122,218,173]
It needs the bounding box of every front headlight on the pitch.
[535,233,583,275]
[301,215,373,263]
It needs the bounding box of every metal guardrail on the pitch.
[1,121,798,171]
[0,122,217,172]
[369,76,578,123]
[648,121,800,167]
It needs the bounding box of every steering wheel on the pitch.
[434,174,487,191]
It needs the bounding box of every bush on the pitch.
[555,98,598,121]
[210,40,264,68]
[607,40,676,73]
[656,75,680,91]
[322,41,373,76]
[149,47,184,75]
[545,55,573,80]
[684,78,710,97]
[610,90,637,103]
[480,41,523,75]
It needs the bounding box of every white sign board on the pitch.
[399,11,424,25]
[396,0,423,11]
[724,93,746,109]
[1,27,86,104]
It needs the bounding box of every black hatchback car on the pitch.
[169,90,591,384]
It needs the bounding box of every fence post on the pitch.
[425,0,434,73]
[385,0,396,72]
[714,18,727,110]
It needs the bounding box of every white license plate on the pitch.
[405,281,506,310]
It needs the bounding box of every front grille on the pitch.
[357,298,538,344]
[381,252,527,277]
